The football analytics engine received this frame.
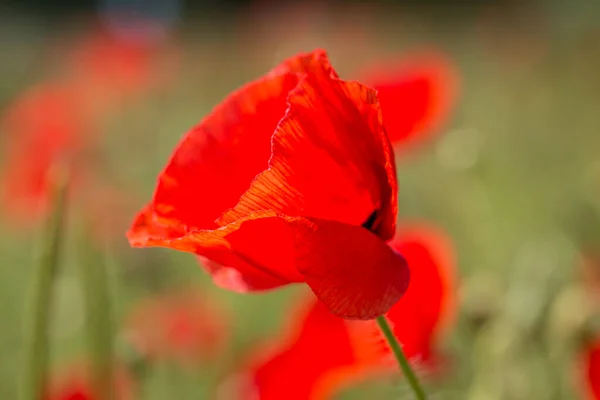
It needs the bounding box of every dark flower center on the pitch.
[361,209,380,232]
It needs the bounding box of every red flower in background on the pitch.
[1,19,177,232]
[220,223,456,399]
[44,362,135,400]
[573,248,600,400]
[128,49,409,320]
[0,84,90,223]
[67,22,178,108]
[578,338,600,400]
[360,51,459,154]
[0,82,131,234]
[123,289,229,365]
[71,32,151,93]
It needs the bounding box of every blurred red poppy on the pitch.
[123,288,229,366]
[0,84,89,223]
[67,23,177,108]
[44,361,135,400]
[575,251,600,399]
[359,51,459,154]
[220,223,455,399]
[0,83,139,251]
[127,49,408,320]
[578,338,600,400]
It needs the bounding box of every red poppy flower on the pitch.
[220,223,456,400]
[0,84,89,223]
[68,29,154,99]
[577,338,600,400]
[44,361,135,400]
[123,288,229,365]
[127,49,408,320]
[574,251,600,399]
[64,20,180,114]
[0,83,136,246]
[359,51,459,153]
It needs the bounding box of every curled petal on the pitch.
[292,218,409,319]
[219,55,398,239]
[128,203,189,242]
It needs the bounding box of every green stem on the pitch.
[78,235,114,400]
[376,315,428,400]
[20,175,69,400]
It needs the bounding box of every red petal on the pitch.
[218,55,398,240]
[131,50,333,241]
[292,218,409,319]
[361,51,459,153]
[580,339,600,400]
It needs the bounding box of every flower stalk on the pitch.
[77,234,114,400]
[19,171,69,400]
[376,315,428,400]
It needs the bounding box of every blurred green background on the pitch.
[2,0,600,398]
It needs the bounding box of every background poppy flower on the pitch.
[577,337,600,400]
[0,83,90,223]
[122,288,230,366]
[44,361,135,400]
[220,222,456,399]
[65,22,178,108]
[128,49,409,320]
[573,250,600,399]
[359,51,459,154]
[0,81,134,238]
[0,19,175,232]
